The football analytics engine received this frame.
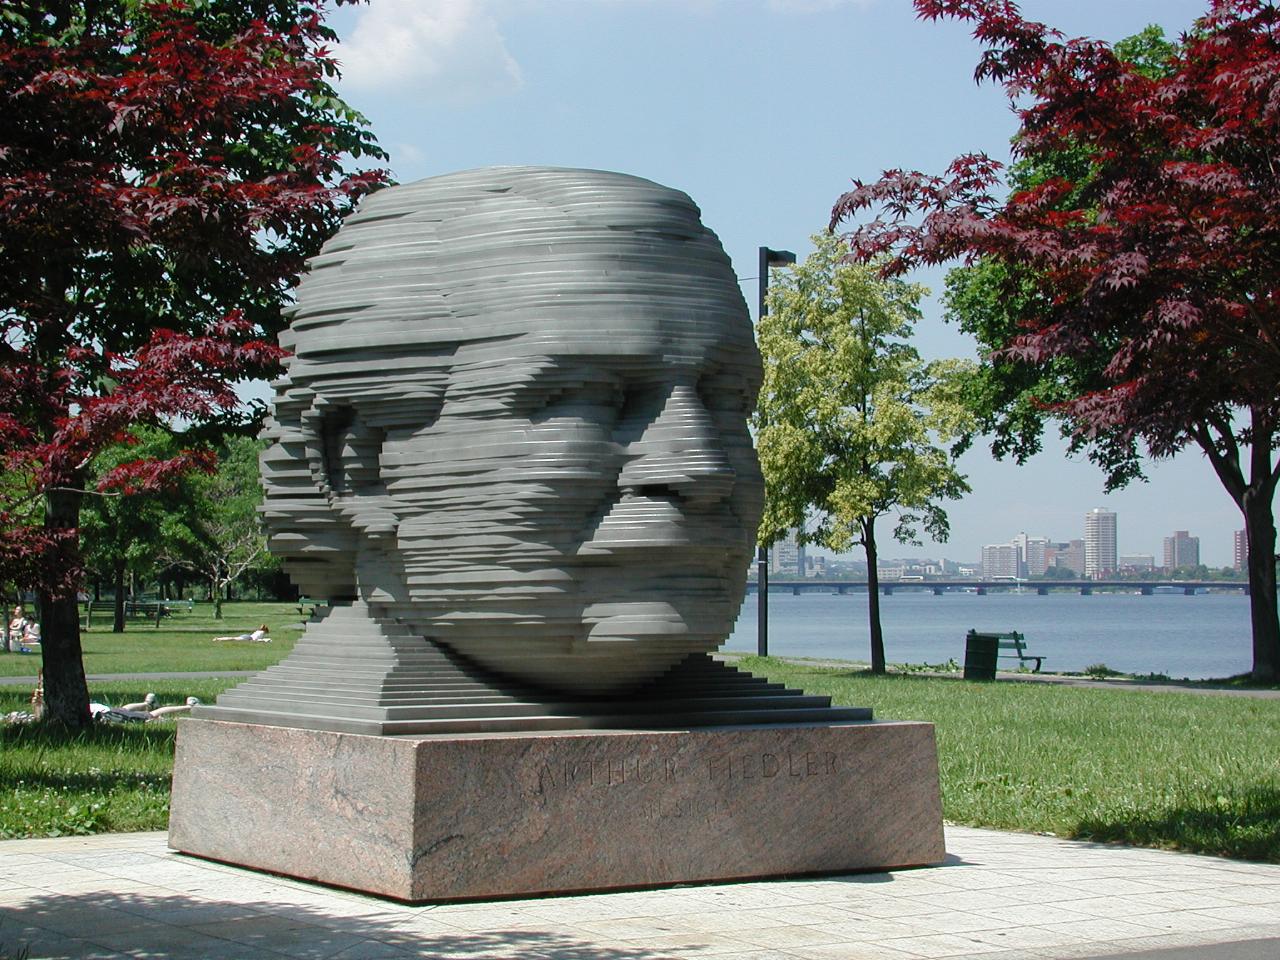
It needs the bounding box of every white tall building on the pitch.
[1084,508,1117,579]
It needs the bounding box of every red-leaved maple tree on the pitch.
[831,0,1280,681]
[1,0,388,725]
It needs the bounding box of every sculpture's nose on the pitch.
[617,382,736,506]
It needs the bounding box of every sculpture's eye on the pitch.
[698,371,751,415]
[617,383,666,424]
[532,377,624,423]
[319,407,385,495]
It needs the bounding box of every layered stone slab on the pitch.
[169,718,943,902]
[194,602,871,734]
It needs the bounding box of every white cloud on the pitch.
[392,142,427,167]
[338,0,523,101]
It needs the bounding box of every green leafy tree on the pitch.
[754,234,973,673]
[163,435,269,620]
[942,27,1182,483]
[80,427,190,631]
[0,0,388,726]
[834,3,1280,680]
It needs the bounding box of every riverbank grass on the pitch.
[740,657,1280,862]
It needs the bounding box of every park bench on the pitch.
[964,629,1045,678]
[297,596,326,618]
[127,596,195,616]
[974,629,1043,672]
[82,597,195,628]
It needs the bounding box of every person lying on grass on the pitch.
[211,624,270,643]
[89,695,202,723]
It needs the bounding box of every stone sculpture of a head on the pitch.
[260,167,763,693]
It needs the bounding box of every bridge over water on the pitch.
[744,579,1254,596]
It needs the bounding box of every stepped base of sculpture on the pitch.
[193,602,872,734]
[168,718,944,901]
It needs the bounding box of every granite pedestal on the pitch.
[168,717,943,902]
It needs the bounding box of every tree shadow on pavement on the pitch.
[0,889,704,959]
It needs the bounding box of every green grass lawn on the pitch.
[2,652,1278,863]
[0,600,302,677]
[0,680,235,839]
[739,657,1280,862]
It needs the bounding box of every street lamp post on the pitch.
[756,245,796,657]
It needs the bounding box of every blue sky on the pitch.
[318,0,1248,566]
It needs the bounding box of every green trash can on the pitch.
[963,630,998,681]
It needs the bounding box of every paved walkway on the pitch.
[1,826,1277,959]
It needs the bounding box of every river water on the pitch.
[724,590,1254,679]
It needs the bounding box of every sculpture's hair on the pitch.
[262,167,752,599]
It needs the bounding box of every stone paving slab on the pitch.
[0,826,1276,959]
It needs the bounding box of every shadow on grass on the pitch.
[0,721,175,752]
[0,767,170,794]
[0,724,175,791]
[794,667,959,683]
[1,889,706,960]
[1070,786,1280,863]
[1191,673,1280,691]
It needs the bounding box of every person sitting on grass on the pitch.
[8,604,26,637]
[8,605,40,652]
[211,624,270,643]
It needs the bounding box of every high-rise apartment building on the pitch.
[771,529,805,576]
[1045,539,1086,576]
[1084,508,1117,579]
[804,555,827,578]
[981,544,1020,578]
[1234,529,1247,571]
[1162,530,1200,570]
[1063,539,1086,575]
[1011,532,1050,577]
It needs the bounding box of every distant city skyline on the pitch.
[808,489,1245,570]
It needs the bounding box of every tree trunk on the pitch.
[864,516,886,674]
[1194,411,1280,682]
[40,488,91,729]
[113,561,126,633]
[212,577,223,620]
[1242,488,1279,682]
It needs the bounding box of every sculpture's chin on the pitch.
[360,552,749,694]
[445,629,725,696]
